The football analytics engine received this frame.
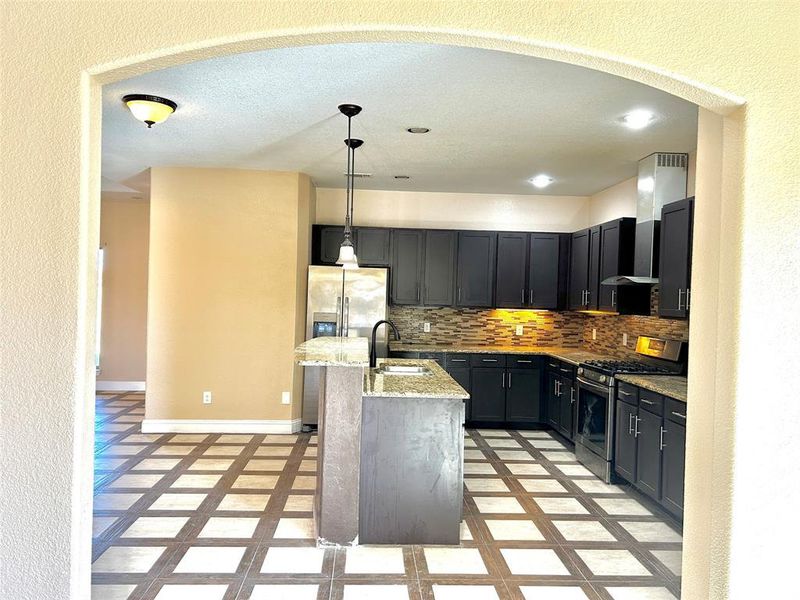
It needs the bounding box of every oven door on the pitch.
[576,376,614,460]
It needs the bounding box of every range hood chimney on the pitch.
[603,152,688,286]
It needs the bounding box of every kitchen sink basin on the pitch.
[377,365,431,375]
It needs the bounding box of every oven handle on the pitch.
[576,376,612,396]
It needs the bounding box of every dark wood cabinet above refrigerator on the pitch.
[658,197,694,318]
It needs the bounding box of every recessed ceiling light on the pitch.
[622,109,655,130]
[406,127,430,134]
[123,94,177,128]
[394,175,411,180]
[529,174,554,188]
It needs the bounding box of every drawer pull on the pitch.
[640,399,656,406]
[450,359,466,363]
[482,359,498,363]
[517,360,532,364]
[671,411,687,420]
[559,368,572,373]
[619,390,632,396]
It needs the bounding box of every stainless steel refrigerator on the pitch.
[301,265,388,427]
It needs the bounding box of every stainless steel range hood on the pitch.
[603,152,688,286]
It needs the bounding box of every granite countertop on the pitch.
[295,336,369,367]
[363,359,470,399]
[388,342,611,366]
[616,374,688,403]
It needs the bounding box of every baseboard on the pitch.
[141,418,302,434]
[96,380,146,392]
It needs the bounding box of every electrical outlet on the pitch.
[592,328,597,340]
[515,325,524,336]
[622,333,628,346]
[202,391,212,405]
[423,322,431,333]
[281,391,291,405]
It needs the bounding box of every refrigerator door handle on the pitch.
[336,296,342,335]
[343,297,350,337]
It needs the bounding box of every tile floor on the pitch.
[92,392,682,599]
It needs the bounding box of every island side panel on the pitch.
[316,365,364,545]
[359,396,464,545]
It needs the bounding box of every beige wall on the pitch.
[145,168,313,423]
[96,195,149,384]
[3,4,799,600]
[316,187,590,231]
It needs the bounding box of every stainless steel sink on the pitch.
[377,365,431,375]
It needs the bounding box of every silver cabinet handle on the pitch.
[554,380,559,394]
[529,289,533,304]
[417,287,420,302]
[556,380,562,396]
[508,372,512,388]
[482,359,498,363]
[628,413,635,434]
[501,372,505,388]
[671,411,687,420]
[521,289,525,304]
[458,287,462,303]
[586,289,591,305]
[581,290,586,305]
[677,288,684,311]
[450,358,466,363]
[559,367,571,374]
[570,387,575,404]
[517,359,532,364]
[659,426,666,450]
[634,416,641,437]
[619,390,632,396]
[611,288,617,307]
[640,398,656,406]
[686,288,691,310]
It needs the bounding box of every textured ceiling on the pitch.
[102,43,697,196]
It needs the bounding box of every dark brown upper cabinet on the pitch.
[356,227,391,267]
[390,229,424,305]
[314,225,350,265]
[569,228,592,309]
[658,197,694,318]
[495,233,529,308]
[529,233,568,310]
[423,230,457,306]
[456,231,496,307]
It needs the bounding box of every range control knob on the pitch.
[577,367,584,375]
[600,375,607,383]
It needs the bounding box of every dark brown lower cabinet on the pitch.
[660,419,686,519]
[470,368,505,422]
[504,368,542,423]
[635,408,663,500]
[615,400,638,482]
[558,375,575,439]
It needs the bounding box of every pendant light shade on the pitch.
[123,94,177,128]
[335,104,364,270]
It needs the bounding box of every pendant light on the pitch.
[336,104,364,270]
[122,94,177,128]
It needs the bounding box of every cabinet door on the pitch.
[659,197,694,318]
[546,371,561,429]
[528,233,561,309]
[559,376,575,440]
[356,227,390,266]
[456,231,497,307]
[505,368,542,423]
[615,401,638,482]
[423,230,457,306]
[390,229,424,305]
[635,408,663,500]
[598,221,620,311]
[446,366,472,422]
[587,225,602,310]
[569,229,590,309]
[470,368,505,422]
[319,226,349,264]
[660,420,686,518]
[495,233,528,308]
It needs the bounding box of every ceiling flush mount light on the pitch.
[336,104,364,270]
[123,94,177,128]
[529,174,554,189]
[406,127,430,134]
[622,109,655,130]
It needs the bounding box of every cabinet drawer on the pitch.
[445,354,470,368]
[617,381,639,405]
[419,352,445,367]
[470,354,506,368]
[506,355,540,369]
[638,389,664,415]
[665,397,687,424]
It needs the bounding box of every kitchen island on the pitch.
[295,337,469,546]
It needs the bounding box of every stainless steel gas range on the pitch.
[574,336,685,482]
